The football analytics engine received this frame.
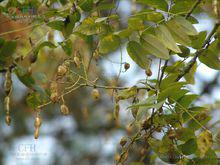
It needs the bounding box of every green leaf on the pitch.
[132,10,164,23]
[117,87,137,100]
[199,39,220,70]
[115,29,132,39]
[0,40,17,66]
[141,34,170,60]
[178,139,197,155]
[75,17,107,35]
[58,39,72,56]
[177,45,190,58]
[176,128,195,141]
[193,149,218,165]
[136,0,168,11]
[191,31,207,49]
[78,0,93,12]
[177,94,198,108]
[160,73,179,90]
[188,113,211,131]
[34,41,57,56]
[26,92,42,109]
[166,20,191,46]
[149,137,180,164]
[47,20,64,31]
[158,82,186,101]
[170,0,195,14]
[128,17,145,30]
[126,41,150,69]
[98,34,120,54]
[184,61,197,84]
[15,66,35,88]
[155,25,181,53]
[173,16,198,36]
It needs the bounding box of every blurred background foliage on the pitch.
[0,0,220,165]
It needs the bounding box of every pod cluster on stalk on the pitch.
[4,69,12,126]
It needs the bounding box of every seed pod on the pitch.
[57,65,67,76]
[145,68,152,77]
[60,104,70,115]
[50,81,58,93]
[74,56,80,68]
[4,71,12,94]
[120,137,127,147]
[91,89,100,100]
[34,116,42,128]
[34,127,40,139]
[124,62,130,71]
[4,96,10,112]
[50,92,59,102]
[114,153,121,162]
[5,115,11,126]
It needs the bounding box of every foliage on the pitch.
[0,0,220,164]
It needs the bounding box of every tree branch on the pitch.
[185,0,203,19]
[176,20,220,81]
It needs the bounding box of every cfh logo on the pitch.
[7,6,38,16]
[17,144,36,153]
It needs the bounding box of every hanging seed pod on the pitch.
[124,62,130,71]
[5,115,11,126]
[74,56,80,68]
[34,116,42,139]
[114,153,121,162]
[50,81,58,93]
[34,128,40,139]
[145,68,152,77]
[57,65,67,76]
[4,70,12,95]
[60,104,70,115]
[91,89,100,100]
[4,96,10,112]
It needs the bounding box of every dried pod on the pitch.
[60,104,70,115]
[91,89,100,100]
[5,115,11,126]
[145,68,152,77]
[124,62,130,71]
[34,116,42,128]
[50,81,58,93]
[74,56,80,68]
[57,65,67,76]
[4,96,10,111]
[4,71,12,94]
[114,153,121,162]
[34,127,40,139]
[50,92,59,102]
